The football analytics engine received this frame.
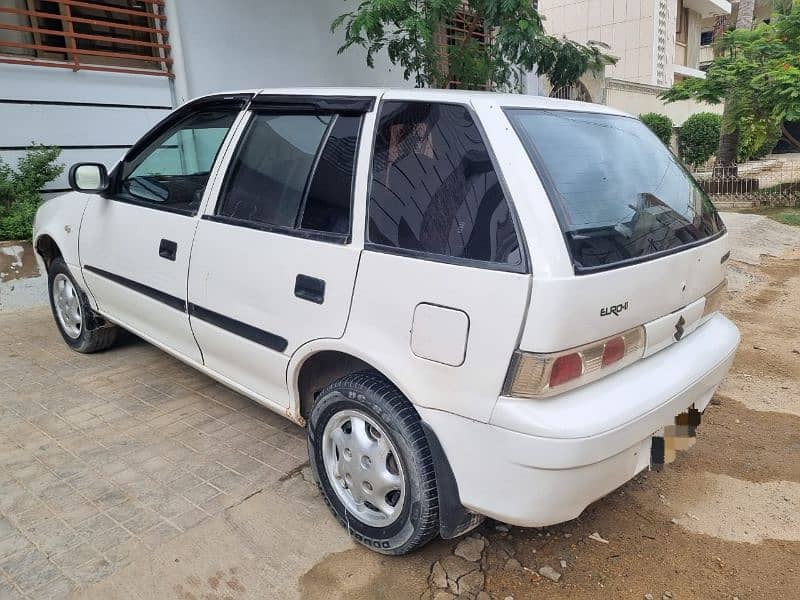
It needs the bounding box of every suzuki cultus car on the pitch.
[33,88,739,554]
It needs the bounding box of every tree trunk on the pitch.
[714,129,739,178]
[712,0,756,178]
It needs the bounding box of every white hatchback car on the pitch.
[33,88,739,555]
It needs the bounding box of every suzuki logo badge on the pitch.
[674,316,686,341]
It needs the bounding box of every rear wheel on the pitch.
[48,258,117,353]
[307,370,439,555]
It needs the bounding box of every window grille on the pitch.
[0,0,171,77]
[437,5,492,90]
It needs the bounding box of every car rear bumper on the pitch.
[418,313,740,527]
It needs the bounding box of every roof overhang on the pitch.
[673,64,707,79]
[683,0,731,18]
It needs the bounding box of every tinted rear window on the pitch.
[506,109,724,272]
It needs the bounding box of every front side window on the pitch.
[216,112,360,238]
[368,101,522,267]
[506,109,724,272]
[119,108,238,214]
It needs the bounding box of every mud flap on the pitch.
[420,422,485,539]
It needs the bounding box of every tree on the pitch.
[331,0,616,92]
[714,0,756,172]
[662,1,800,172]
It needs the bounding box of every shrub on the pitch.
[0,145,63,241]
[640,113,674,145]
[679,112,722,167]
[737,117,783,163]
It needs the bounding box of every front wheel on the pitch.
[48,257,117,353]
[307,371,440,555]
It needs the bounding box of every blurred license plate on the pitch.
[650,407,702,470]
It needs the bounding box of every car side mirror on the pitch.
[68,163,110,194]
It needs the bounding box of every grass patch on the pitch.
[733,206,800,227]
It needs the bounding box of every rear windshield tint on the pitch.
[505,109,724,273]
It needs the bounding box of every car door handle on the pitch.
[159,239,178,261]
[294,274,325,304]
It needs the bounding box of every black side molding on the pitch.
[420,422,485,539]
[83,265,186,312]
[188,304,288,353]
[251,95,375,115]
[720,250,730,264]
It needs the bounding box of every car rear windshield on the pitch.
[505,109,724,273]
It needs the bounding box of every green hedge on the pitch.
[679,112,722,167]
[640,113,674,146]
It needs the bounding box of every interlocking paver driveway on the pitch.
[0,307,307,599]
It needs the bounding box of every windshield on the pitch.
[505,109,724,273]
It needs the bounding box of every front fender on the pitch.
[33,192,92,299]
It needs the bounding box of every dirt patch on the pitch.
[666,473,799,544]
[299,545,436,600]
[720,255,800,416]
[0,241,40,283]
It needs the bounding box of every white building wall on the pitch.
[0,64,172,192]
[168,0,412,104]
[539,0,658,85]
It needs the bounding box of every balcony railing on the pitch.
[0,0,172,77]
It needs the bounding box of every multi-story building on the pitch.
[538,0,732,125]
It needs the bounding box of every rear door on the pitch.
[344,98,531,423]
[79,95,247,362]
[187,95,373,407]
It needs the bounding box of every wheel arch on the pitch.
[34,233,63,272]
[289,340,414,423]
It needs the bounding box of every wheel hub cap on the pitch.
[52,273,82,339]
[321,409,406,528]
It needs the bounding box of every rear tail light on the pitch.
[702,279,727,318]
[601,336,626,366]
[549,353,583,387]
[503,326,645,399]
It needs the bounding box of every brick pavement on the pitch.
[0,307,308,599]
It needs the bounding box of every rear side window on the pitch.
[216,112,361,239]
[217,114,331,228]
[368,101,522,267]
[301,115,361,234]
[506,109,724,273]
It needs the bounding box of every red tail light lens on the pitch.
[601,336,626,367]
[549,353,583,387]
[503,326,646,398]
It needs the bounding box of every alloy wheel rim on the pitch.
[52,273,82,339]
[321,408,406,528]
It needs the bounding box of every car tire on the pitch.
[307,370,440,555]
[48,257,117,353]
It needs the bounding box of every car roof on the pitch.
[199,87,631,118]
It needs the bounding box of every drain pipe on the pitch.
[164,0,191,108]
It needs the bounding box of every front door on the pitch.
[79,96,246,363]
[187,96,371,407]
